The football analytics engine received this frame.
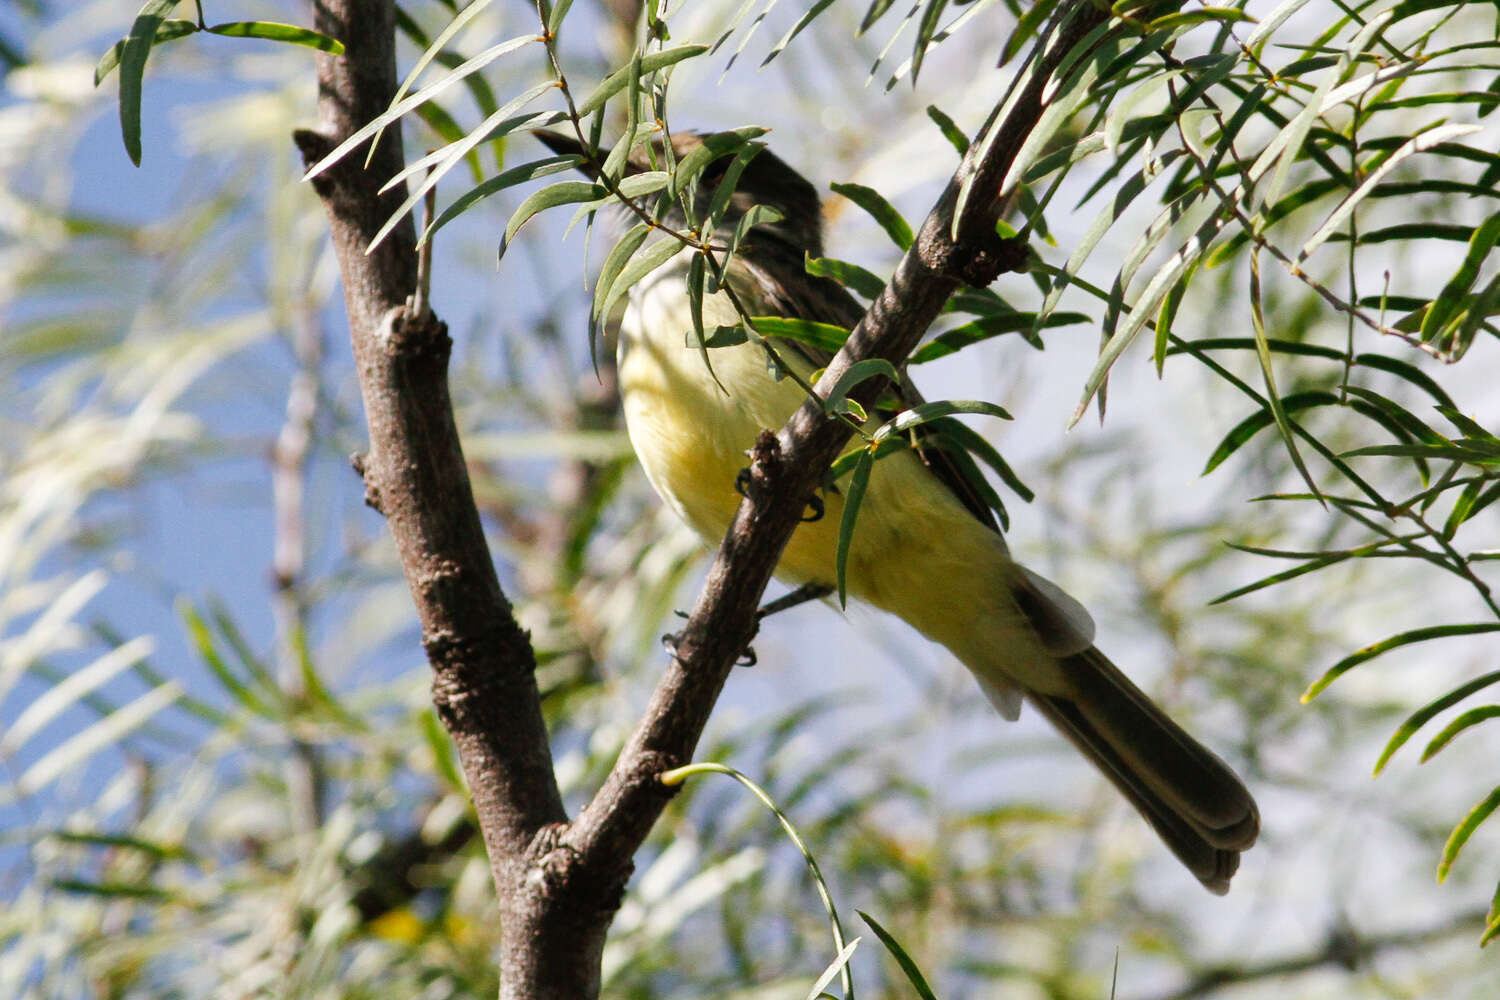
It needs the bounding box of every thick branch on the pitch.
[563,1,1112,887]
[294,1,579,994]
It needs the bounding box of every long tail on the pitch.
[1023,648,1259,894]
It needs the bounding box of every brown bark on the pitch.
[293,2,593,995]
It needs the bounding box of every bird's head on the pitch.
[534,129,825,258]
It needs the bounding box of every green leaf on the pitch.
[1203,391,1341,475]
[547,0,576,36]
[874,399,1013,440]
[670,127,768,197]
[50,879,172,901]
[1304,623,1500,702]
[1354,353,1456,408]
[1443,478,1484,538]
[730,203,784,260]
[95,18,196,84]
[50,830,194,860]
[751,316,850,354]
[420,707,466,789]
[926,415,1032,502]
[859,910,938,1000]
[594,236,684,328]
[1450,270,1500,362]
[911,311,1089,364]
[699,324,750,347]
[503,179,606,246]
[861,0,900,34]
[113,0,180,165]
[1250,254,1321,500]
[911,0,951,83]
[1210,537,1407,605]
[805,256,885,300]
[203,20,343,52]
[576,44,708,117]
[1375,669,1500,774]
[1423,705,1500,763]
[926,104,969,154]
[1071,210,1229,426]
[1422,212,1500,345]
[762,0,839,66]
[424,155,581,244]
[830,182,913,250]
[1438,785,1500,882]
[654,761,853,998]
[702,141,767,231]
[1300,124,1484,262]
[178,599,275,717]
[592,222,651,320]
[836,450,875,607]
[303,34,543,182]
[824,359,900,417]
[685,252,726,393]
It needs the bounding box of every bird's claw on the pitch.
[735,466,822,523]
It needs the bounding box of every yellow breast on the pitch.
[615,250,1074,698]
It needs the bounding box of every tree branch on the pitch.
[293,1,581,994]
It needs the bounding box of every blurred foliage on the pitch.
[2,0,1500,997]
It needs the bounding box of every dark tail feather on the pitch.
[1027,648,1259,894]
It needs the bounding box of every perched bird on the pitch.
[537,129,1259,892]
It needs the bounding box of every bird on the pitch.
[536,129,1259,892]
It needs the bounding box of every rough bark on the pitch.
[293,2,594,995]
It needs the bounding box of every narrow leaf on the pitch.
[1438,785,1500,882]
[503,179,605,245]
[95,19,196,84]
[576,45,708,117]
[1423,706,1500,763]
[836,451,875,607]
[204,21,344,51]
[424,155,580,244]
[752,316,850,353]
[831,182,913,250]
[1375,669,1500,774]
[859,910,939,1000]
[1300,124,1484,262]
[115,0,180,165]
[824,359,899,416]
[302,34,542,182]
[1304,623,1500,702]
[875,399,1013,440]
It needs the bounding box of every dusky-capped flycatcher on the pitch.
[537,130,1259,893]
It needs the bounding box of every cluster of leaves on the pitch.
[282,0,1500,953]
[1004,0,1500,930]
[59,0,1500,991]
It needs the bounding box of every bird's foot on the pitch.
[757,582,834,620]
[734,467,824,522]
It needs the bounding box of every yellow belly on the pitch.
[615,256,1066,697]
